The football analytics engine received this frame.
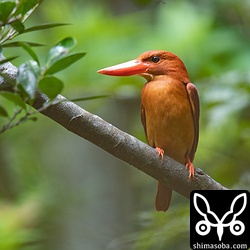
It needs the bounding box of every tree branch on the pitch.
[0,57,228,200]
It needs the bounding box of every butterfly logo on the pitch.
[193,193,247,241]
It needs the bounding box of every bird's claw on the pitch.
[185,156,195,179]
[155,147,164,159]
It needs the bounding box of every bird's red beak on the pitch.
[98,60,149,76]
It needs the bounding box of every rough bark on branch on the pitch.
[0,57,228,200]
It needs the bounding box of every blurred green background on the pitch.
[1,0,250,249]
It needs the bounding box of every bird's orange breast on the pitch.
[141,76,195,164]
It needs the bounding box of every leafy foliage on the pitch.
[0,1,86,133]
[0,37,85,133]
[0,0,43,43]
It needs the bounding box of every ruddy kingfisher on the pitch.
[98,50,199,212]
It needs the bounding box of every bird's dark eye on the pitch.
[151,56,160,63]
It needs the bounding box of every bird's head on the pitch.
[98,50,190,83]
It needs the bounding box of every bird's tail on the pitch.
[155,181,172,212]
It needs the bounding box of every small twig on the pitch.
[0,108,23,133]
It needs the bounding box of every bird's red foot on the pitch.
[185,156,195,179]
[155,147,164,159]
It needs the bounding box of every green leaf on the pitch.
[0,2,15,24]
[14,0,43,17]
[70,95,110,102]
[57,37,77,51]
[23,23,70,33]
[45,52,86,75]
[39,76,64,99]
[46,37,77,66]
[0,105,8,118]
[2,41,46,47]
[17,60,40,100]
[0,56,19,65]
[28,116,38,122]
[19,42,40,65]
[0,91,27,110]
[11,19,25,33]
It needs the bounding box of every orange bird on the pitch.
[98,50,199,212]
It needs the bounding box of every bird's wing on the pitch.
[186,82,200,162]
[140,103,148,142]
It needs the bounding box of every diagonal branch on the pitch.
[0,57,228,200]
